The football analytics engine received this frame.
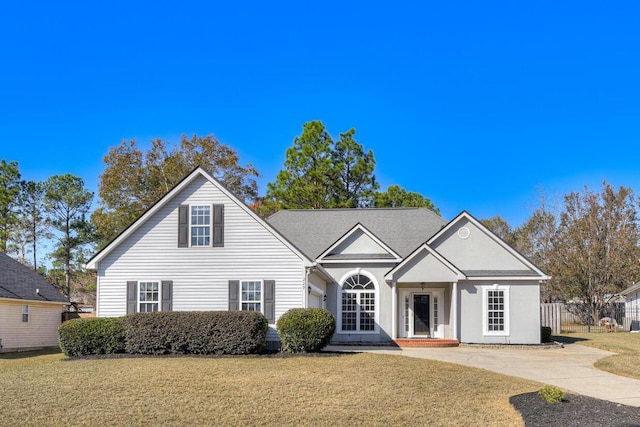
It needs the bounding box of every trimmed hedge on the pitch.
[58,317,125,357]
[123,311,268,355]
[541,326,552,343]
[277,308,335,353]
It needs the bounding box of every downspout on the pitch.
[304,267,311,308]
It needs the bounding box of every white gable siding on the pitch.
[431,218,530,271]
[393,250,460,283]
[0,300,64,351]
[330,230,391,256]
[96,176,306,329]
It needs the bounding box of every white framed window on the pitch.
[139,281,160,312]
[241,280,263,313]
[482,284,510,336]
[22,304,29,322]
[190,205,211,247]
[338,271,378,333]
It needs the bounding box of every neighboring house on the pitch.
[621,283,640,331]
[0,253,67,352]
[87,167,549,345]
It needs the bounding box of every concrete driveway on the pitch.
[326,343,640,407]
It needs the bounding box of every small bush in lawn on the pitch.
[277,308,336,353]
[541,326,552,343]
[538,385,565,403]
[58,317,125,357]
[123,311,268,355]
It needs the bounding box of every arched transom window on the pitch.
[341,273,376,332]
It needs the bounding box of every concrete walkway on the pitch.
[326,343,640,407]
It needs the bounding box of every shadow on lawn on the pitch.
[552,335,590,344]
[61,350,360,361]
[0,348,61,360]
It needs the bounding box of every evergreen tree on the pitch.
[44,174,94,302]
[0,160,21,252]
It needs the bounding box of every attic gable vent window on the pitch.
[178,204,224,248]
[191,205,211,246]
[457,227,470,239]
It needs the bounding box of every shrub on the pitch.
[58,317,125,357]
[541,326,552,343]
[277,308,335,353]
[538,385,565,403]
[123,311,268,355]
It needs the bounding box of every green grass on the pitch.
[558,332,640,380]
[0,351,540,426]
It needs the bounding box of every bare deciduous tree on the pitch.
[551,183,640,329]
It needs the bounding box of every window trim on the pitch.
[240,280,264,314]
[336,269,379,334]
[482,284,510,336]
[137,280,161,313]
[189,204,213,247]
[22,304,29,323]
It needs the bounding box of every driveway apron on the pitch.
[326,343,640,407]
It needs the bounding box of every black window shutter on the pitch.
[213,204,224,247]
[178,205,189,247]
[264,280,275,323]
[229,280,239,310]
[161,280,173,312]
[126,281,137,314]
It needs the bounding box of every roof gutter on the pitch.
[309,262,334,283]
[0,297,67,306]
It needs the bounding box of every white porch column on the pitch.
[391,280,397,339]
[452,281,458,340]
[391,279,398,340]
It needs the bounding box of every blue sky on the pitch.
[2,1,639,227]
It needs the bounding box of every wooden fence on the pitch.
[540,303,562,334]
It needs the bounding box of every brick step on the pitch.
[394,338,460,348]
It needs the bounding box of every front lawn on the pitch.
[0,351,539,426]
[557,332,640,380]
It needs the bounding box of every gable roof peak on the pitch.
[86,167,314,269]
[317,222,402,262]
[428,210,549,279]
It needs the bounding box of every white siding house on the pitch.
[88,168,548,346]
[87,168,330,339]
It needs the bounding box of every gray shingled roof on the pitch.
[0,253,67,303]
[267,208,447,259]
